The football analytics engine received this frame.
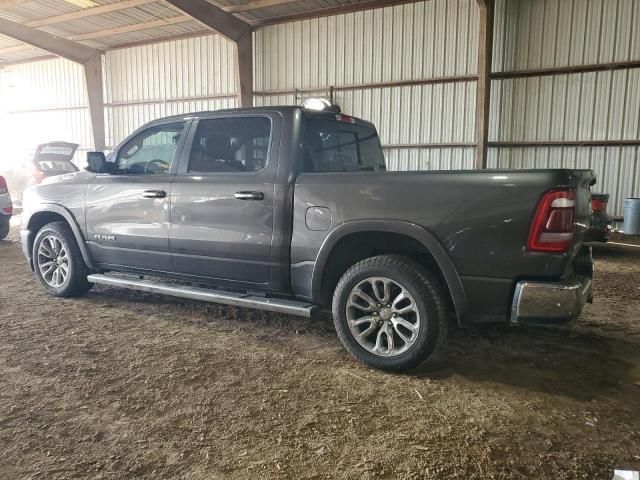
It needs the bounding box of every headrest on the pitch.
[202,133,233,161]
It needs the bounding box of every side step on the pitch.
[87,273,318,318]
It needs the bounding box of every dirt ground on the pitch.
[1,222,639,480]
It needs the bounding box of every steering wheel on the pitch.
[143,159,169,174]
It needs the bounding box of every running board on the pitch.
[87,274,318,318]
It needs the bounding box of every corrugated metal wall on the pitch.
[104,34,237,146]
[0,58,93,162]
[254,0,479,171]
[489,0,640,216]
[253,0,640,216]
[0,34,238,167]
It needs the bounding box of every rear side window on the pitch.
[188,117,271,173]
[302,117,386,173]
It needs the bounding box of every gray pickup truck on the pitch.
[21,105,595,371]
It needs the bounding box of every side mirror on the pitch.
[86,151,105,173]
[86,151,111,173]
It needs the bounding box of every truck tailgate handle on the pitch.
[141,190,167,199]
[235,191,264,201]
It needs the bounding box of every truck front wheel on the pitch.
[33,222,93,298]
[332,255,447,371]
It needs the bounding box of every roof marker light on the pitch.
[301,98,332,111]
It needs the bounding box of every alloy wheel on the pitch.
[346,276,421,357]
[37,235,69,288]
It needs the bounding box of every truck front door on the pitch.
[85,120,187,272]
[169,114,279,287]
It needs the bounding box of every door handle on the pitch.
[235,191,264,201]
[141,190,167,199]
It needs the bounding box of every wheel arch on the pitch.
[26,205,97,271]
[311,220,468,326]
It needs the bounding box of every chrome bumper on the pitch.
[510,275,593,325]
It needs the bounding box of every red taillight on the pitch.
[591,198,607,212]
[0,175,7,194]
[527,188,576,253]
[1,207,12,215]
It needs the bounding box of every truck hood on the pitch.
[23,170,95,214]
[39,170,95,186]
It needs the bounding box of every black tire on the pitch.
[332,255,448,371]
[33,221,93,298]
[0,220,9,240]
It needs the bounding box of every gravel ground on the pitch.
[1,223,639,479]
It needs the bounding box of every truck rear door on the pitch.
[169,113,280,287]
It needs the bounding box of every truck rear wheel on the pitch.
[332,255,447,371]
[33,222,93,298]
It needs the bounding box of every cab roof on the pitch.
[146,105,376,130]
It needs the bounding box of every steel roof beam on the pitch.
[0,16,96,63]
[165,0,250,43]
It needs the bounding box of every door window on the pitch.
[116,122,185,174]
[188,117,271,173]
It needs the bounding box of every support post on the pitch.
[235,31,253,107]
[474,0,494,169]
[84,54,105,150]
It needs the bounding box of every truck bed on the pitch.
[291,168,595,322]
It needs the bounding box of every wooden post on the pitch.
[475,0,494,169]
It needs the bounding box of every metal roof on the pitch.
[0,0,417,64]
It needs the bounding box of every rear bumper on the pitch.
[510,275,593,325]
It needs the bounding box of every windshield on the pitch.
[302,117,386,173]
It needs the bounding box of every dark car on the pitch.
[20,105,596,371]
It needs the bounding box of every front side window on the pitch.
[116,122,185,174]
[188,117,271,173]
[302,117,386,173]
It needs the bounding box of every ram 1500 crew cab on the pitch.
[21,106,595,370]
